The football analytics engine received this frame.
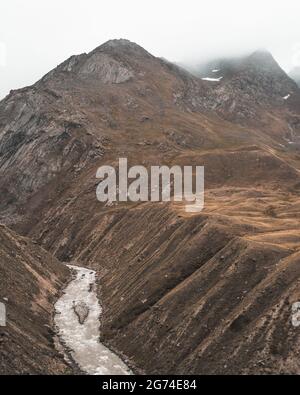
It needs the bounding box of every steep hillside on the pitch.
[0,39,300,374]
[1,42,300,231]
[0,225,72,374]
[90,195,300,374]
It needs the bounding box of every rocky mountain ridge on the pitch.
[1,39,300,374]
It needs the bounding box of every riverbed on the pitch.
[54,265,131,375]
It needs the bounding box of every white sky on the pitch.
[0,0,300,99]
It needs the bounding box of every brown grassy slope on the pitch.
[5,112,299,375]
[24,158,300,374]
[1,41,300,231]
[0,40,300,374]
[102,236,300,374]
[85,200,300,374]
[0,225,72,375]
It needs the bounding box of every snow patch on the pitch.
[212,69,220,73]
[283,94,291,100]
[202,76,223,82]
[55,265,131,375]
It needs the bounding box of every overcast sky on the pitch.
[0,0,300,99]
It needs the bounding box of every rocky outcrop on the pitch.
[73,301,89,325]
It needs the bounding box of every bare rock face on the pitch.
[43,39,149,85]
[56,49,134,84]
[79,52,134,83]
[73,301,89,325]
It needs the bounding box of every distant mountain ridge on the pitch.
[182,50,300,117]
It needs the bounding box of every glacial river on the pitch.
[55,265,131,375]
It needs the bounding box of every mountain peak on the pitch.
[92,38,153,58]
[248,49,274,60]
[100,38,138,49]
[246,50,281,71]
[185,50,280,80]
[40,39,155,85]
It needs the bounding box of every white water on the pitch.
[55,265,131,375]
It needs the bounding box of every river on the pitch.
[54,265,131,375]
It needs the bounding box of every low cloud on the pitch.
[0,0,299,99]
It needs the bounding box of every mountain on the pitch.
[186,50,300,121]
[0,39,300,374]
[290,66,300,87]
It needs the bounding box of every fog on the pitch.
[0,0,300,99]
